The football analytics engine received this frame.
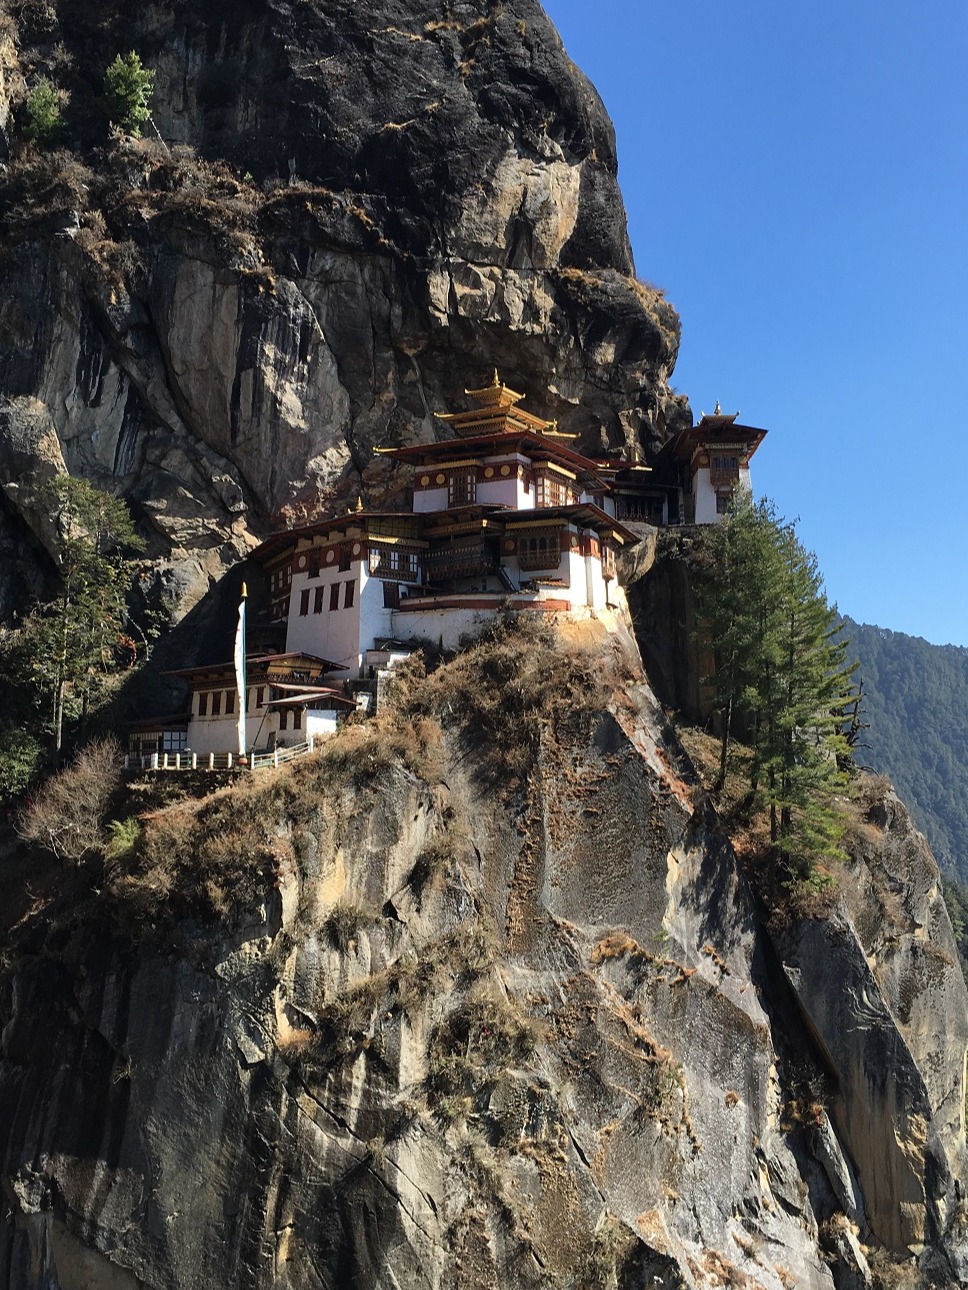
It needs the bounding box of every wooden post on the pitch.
[191,752,198,770]
[208,753,215,770]
[151,753,159,770]
[227,753,233,769]
[273,748,279,768]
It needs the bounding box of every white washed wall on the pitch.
[187,710,281,756]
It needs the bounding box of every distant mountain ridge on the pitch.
[845,616,968,881]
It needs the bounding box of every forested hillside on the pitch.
[846,617,968,881]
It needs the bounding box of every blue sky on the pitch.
[541,0,967,646]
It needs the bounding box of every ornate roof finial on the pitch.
[492,368,501,387]
[356,495,364,512]
[714,400,722,415]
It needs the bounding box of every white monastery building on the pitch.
[254,376,640,677]
[136,379,766,762]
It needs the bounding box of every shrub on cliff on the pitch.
[17,736,121,863]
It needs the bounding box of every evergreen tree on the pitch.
[698,497,783,792]
[27,477,144,761]
[759,525,855,872]
[102,52,155,137]
[23,78,67,146]
[698,498,855,878]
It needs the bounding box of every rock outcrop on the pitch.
[0,0,688,623]
[1,619,965,1288]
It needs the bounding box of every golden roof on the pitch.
[435,370,572,437]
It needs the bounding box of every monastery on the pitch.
[129,379,766,765]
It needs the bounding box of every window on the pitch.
[293,708,302,730]
[314,586,325,614]
[716,494,730,514]
[299,588,310,616]
[307,552,320,578]
[384,581,400,609]
[517,532,561,570]
[225,690,235,715]
[161,730,187,754]
[339,546,351,572]
[369,546,418,581]
[198,692,208,717]
[256,686,265,709]
[329,582,340,611]
[536,474,569,508]
[279,709,288,731]
[344,580,355,609]
[211,691,222,716]
[448,471,477,506]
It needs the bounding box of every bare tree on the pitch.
[18,736,122,863]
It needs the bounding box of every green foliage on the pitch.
[942,877,968,976]
[23,78,66,146]
[25,475,144,757]
[0,728,44,804]
[104,815,141,860]
[845,617,968,881]
[697,498,855,877]
[102,52,154,136]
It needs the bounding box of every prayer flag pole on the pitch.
[235,582,247,760]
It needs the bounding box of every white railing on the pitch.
[249,740,313,770]
[124,738,314,773]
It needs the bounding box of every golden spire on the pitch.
[356,495,364,512]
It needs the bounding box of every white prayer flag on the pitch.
[235,583,247,758]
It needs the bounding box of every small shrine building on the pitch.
[669,408,766,524]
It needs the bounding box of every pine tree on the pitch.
[759,526,855,873]
[102,52,155,137]
[697,498,856,878]
[23,78,67,146]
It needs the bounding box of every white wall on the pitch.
[693,466,752,524]
[392,600,612,651]
[413,485,449,513]
[358,571,395,666]
[306,711,339,741]
[692,469,719,524]
[285,562,395,676]
[285,562,363,672]
[187,710,281,756]
[412,454,534,513]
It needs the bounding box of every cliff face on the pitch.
[0,0,687,619]
[2,6,967,1287]
[1,619,966,1289]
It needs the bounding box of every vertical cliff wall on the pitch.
[0,0,688,618]
[1,619,965,1288]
